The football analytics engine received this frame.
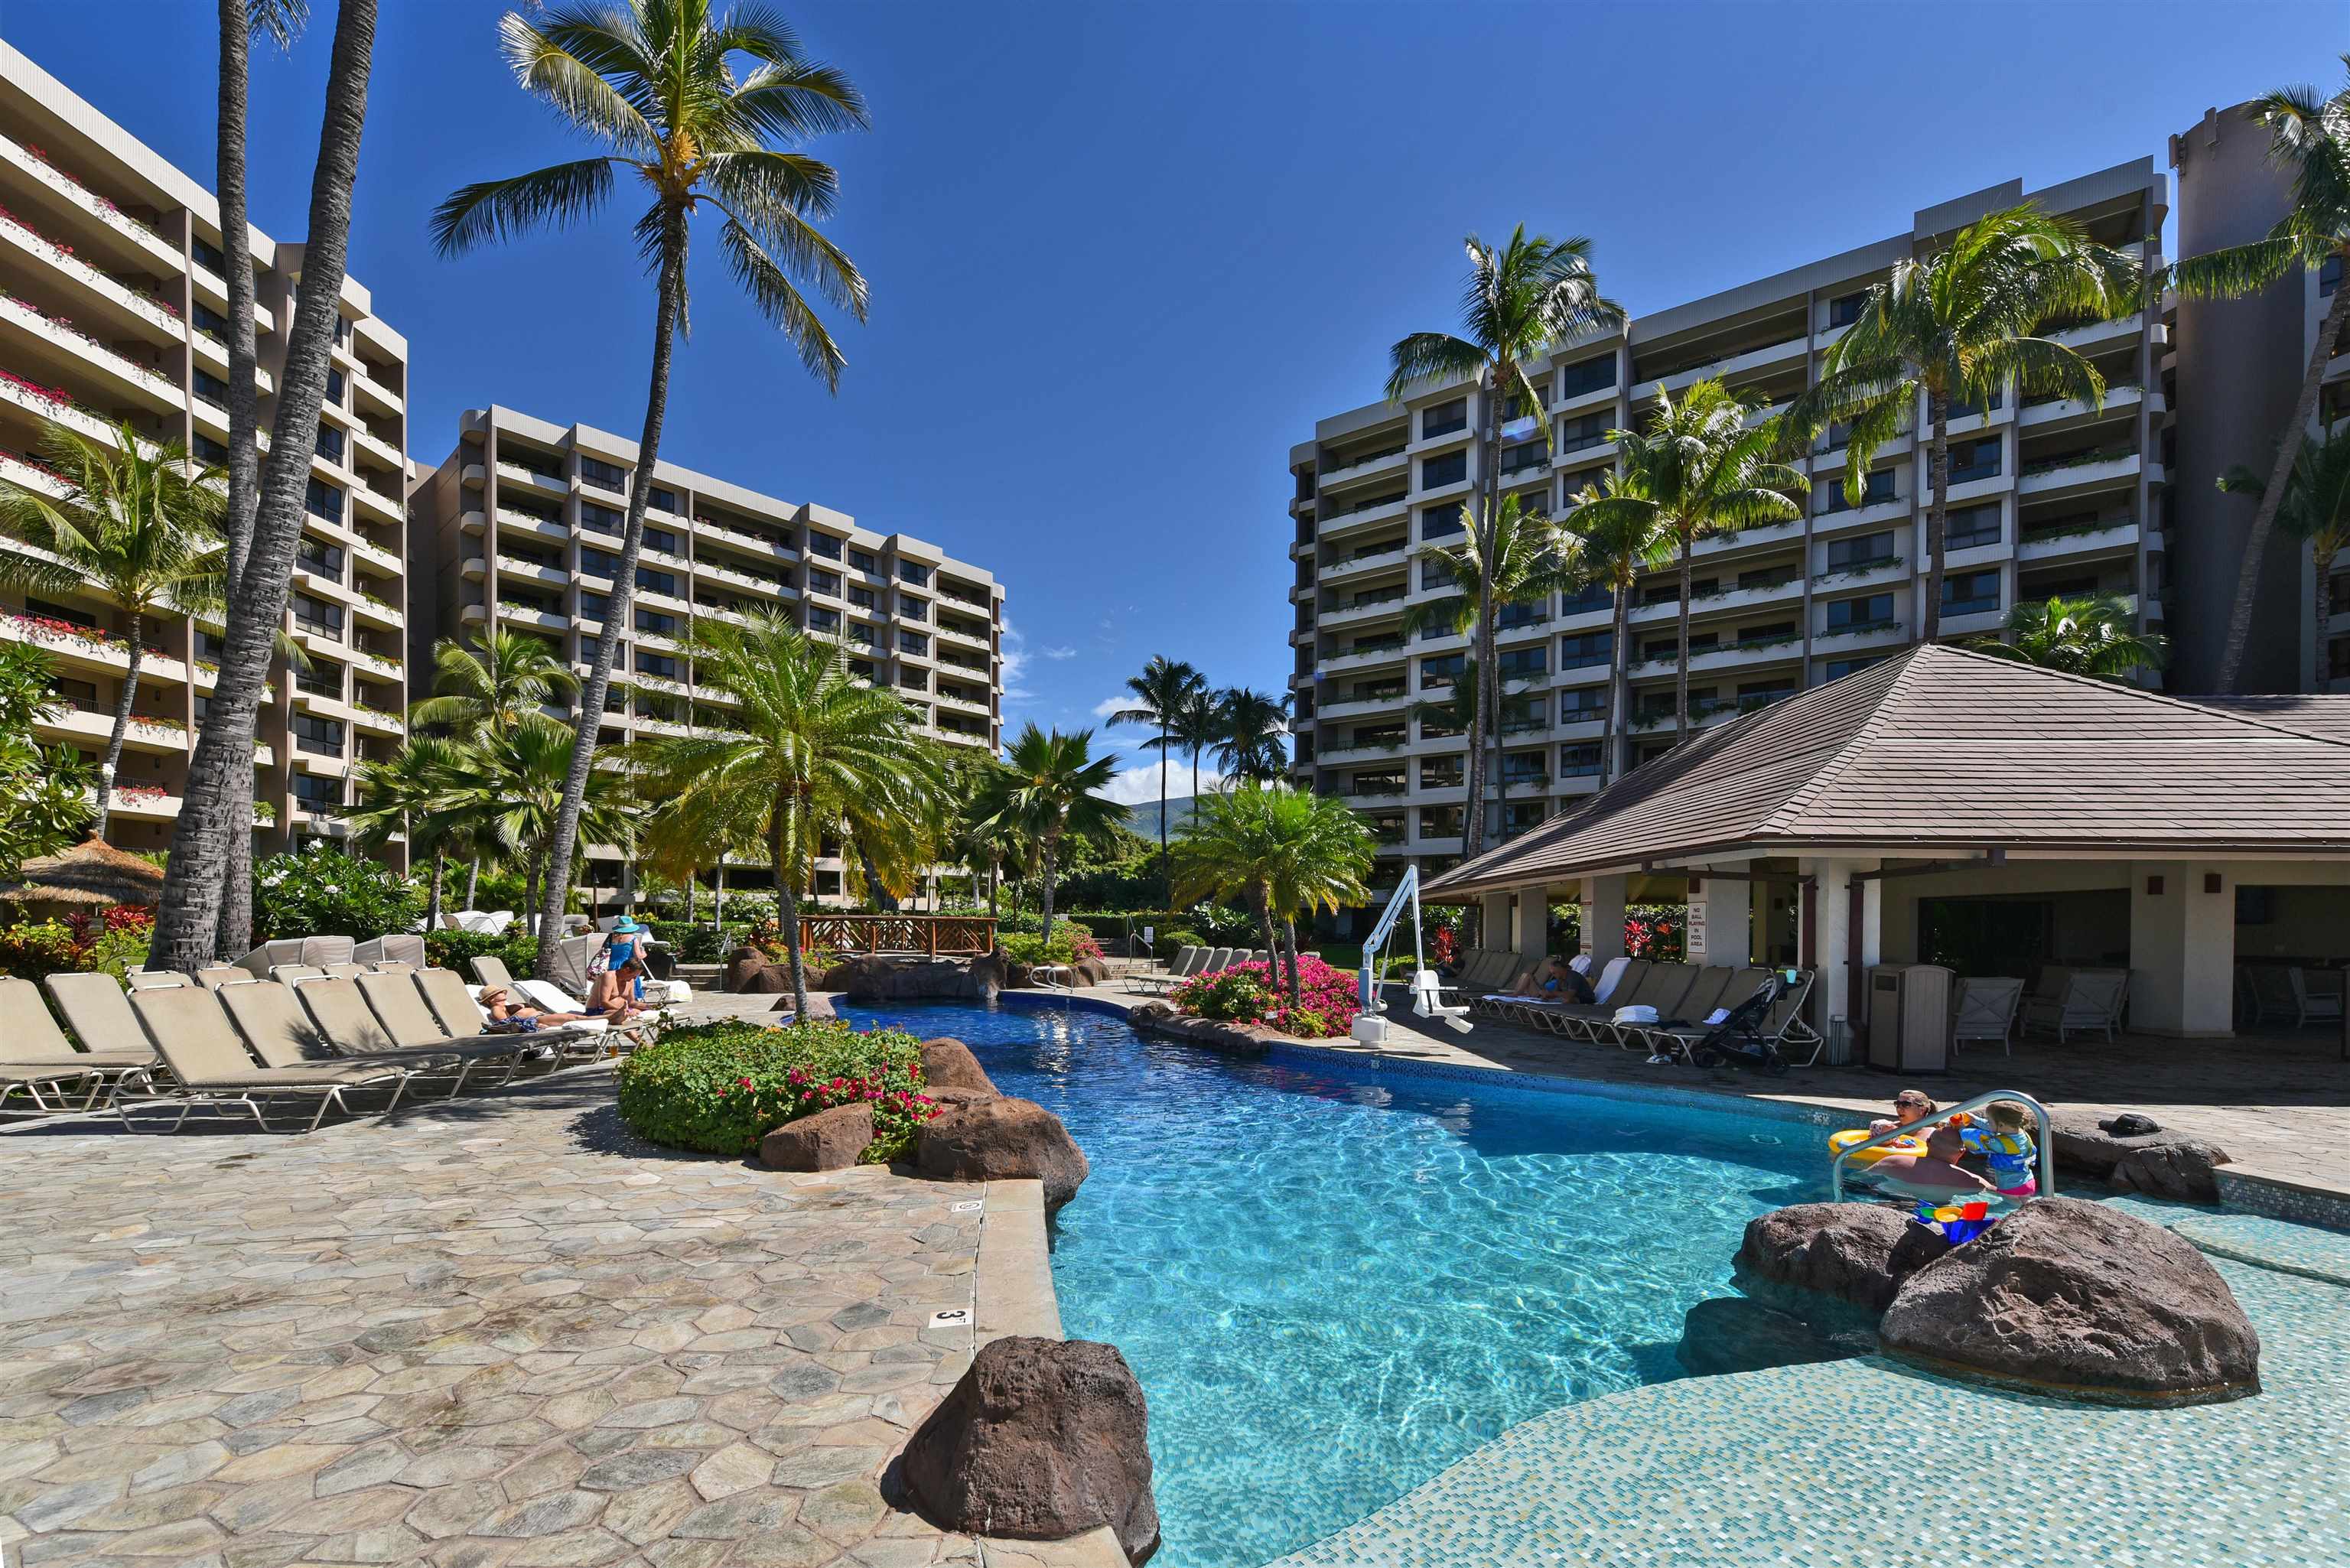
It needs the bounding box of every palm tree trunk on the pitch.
[1157,721,1170,903]
[212,0,264,963]
[2317,546,2338,693]
[773,796,809,1016]
[684,869,696,925]
[1462,363,1504,860]
[714,860,726,929]
[532,203,685,975]
[522,859,539,945]
[985,852,1000,919]
[1283,915,1303,1007]
[2219,281,2350,692]
[1922,388,1950,642]
[1675,536,1693,740]
[1609,587,1631,779]
[1251,887,1278,988]
[93,618,143,841]
[151,0,377,976]
[1039,831,1063,949]
[426,851,444,931]
[464,856,480,909]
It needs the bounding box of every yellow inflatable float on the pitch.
[1828,1127,1923,1164]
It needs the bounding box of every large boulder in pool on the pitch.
[902,1335,1158,1563]
[2049,1111,2231,1202]
[824,956,1002,1004]
[1675,1297,1859,1377]
[1880,1197,2259,1405]
[921,1036,997,1094]
[917,1096,1089,1210]
[1732,1202,1948,1322]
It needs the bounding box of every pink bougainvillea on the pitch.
[1172,954,1361,1039]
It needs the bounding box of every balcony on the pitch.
[36,704,189,755]
[1,611,187,685]
[1814,616,1907,650]
[494,460,568,498]
[2020,382,2144,434]
[1321,639,1409,675]
[1320,542,1410,582]
[2017,447,2143,501]
[0,132,187,280]
[1811,554,1907,593]
[1319,591,1408,629]
[1636,331,1807,400]
[1316,492,1411,540]
[1317,441,1409,487]
[2017,518,2140,564]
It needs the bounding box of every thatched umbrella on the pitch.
[0,837,165,920]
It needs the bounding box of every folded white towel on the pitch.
[1613,1004,1658,1025]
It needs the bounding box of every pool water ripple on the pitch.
[842,1000,1835,1568]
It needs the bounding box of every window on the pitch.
[1421,398,1467,438]
[1499,440,1546,474]
[1559,743,1603,777]
[1420,558,1455,590]
[899,630,929,656]
[1421,451,1467,490]
[578,455,627,492]
[193,434,229,465]
[192,237,226,274]
[296,538,345,579]
[642,526,679,555]
[1421,652,1464,688]
[636,650,678,678]
[1559,630,1613,668]
[301,478,343,525]
[900,596,929,621]
[579,502,623,535]
[634,608,676,636]
[849,548,877,574]
[291,593,343,637]
[1496,647,1547,680]
[1421,504,1466,541]
[325,368,346,406]
[636,567,675,597]
[313,425,345,464]
[194,370,229,409]
[1500,752,1547,784]
[1828,290,1867,327]
[1555,354,1614,399]
[1947,437,2001,484]
[848,586,877,610]
[1419,757,1463,789]
[898,561,931,586]
[1820,467,1895,514]
[1557,412,1611,454]
[291,771,342,809]
[578,591,610,623]
[580,546,623,580]
[295,659,341,698]
[2323,255,2342,298]
[649,486,679,512]
[1824,593,1894,633]
[808,568,841,597]
[1498,600,1545,631]
[1824,654,1885,682]
[292,713,344,756]
[1560,583,1611,615]
[1418,805,1463,838]
[806,533,844,559]
[1824,531,1895,571]
[1560,688,1606,719]
[1941,569,2000,617]
[1943,502,2001,551]
[47,675,96,711]
[808,607,841,633]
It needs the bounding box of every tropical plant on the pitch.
[1109,655,1206,895]
[1172,682,1223,801]
[346,733,476,932]
[1586,379,1805,737]
[1259,786,1375,1004]
[1170,782,1371,1004]
[628,615,944,1016]
[2219,427,2350,691]
[155,0,379,974]
[1557,470,1675,779]
[433,720,637,937]
[0,642,93,875]
[251,843,424,941]
[614,1018,937,1160]
[1210,687,1290,783]
[976,725,1122,951]
[1169,785,1283,978]
[0,418,226,839]
[2167,60,2350,691]
[1386,226,1623,856]
[434,0,870,970]
[1971,594,2168,682]
[408,629,580,735]
[1795,203,2139,646]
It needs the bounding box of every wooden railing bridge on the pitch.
[798,915,998,958]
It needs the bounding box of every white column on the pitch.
[1584,873,1627,964]
[2129,862,2237,1037]
[1480,893,1513,957]
[1804,856,1880,1049]
[1688,861,1753,967]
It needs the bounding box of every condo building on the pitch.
[1287,160,2171,890]
[0,41,412,862]
[407,405,1006,903]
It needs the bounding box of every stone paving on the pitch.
[0,1065,998,1567]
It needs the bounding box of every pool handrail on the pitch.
[1828,1088,2055,1205]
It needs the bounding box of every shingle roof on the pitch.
[2185,695,2350,744]
[1421,644,2350,899]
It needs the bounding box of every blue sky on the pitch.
[7,2,2340,802]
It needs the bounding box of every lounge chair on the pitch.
[470,955,517,991]
[1516,959,1655,1039]
[354,934,426,968]
[1624,967,1763,1056]
[269,964,325,986]
[1651,969,1821,1067]
[322,962,368,980]
[2020,968,2127,1043]
[0,978,158,1111]
[45,971,161,1060]
[1589,955,1632,1003]
[194,966,251,991]
[415,966,495,1036]
[1587,963,1702,1046]
[125,984,408,1132]
[1125,946,1203,996]
[221,978,491,1097]
[355,971,557,1074]
[125,970,187,991]
[1951,977,2024,1056]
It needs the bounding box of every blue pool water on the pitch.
[838,1000,1832,1568]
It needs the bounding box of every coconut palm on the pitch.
[474,722,637,937]
[1261,785,1374,1005]
[980,725,1121,951]
[2219,426,2350,690]
[1973,595,2169,682]
[1211,688,1291,785]
[433,1,869,975]
[1386,226,1623,856]
[1169,786,1283,981]
[627,615,942,1015]
[1794,203,2140,646]
[1109,655,1206,895]
[1171,784,1373,1006]
[1599,380,1807,738]
[210,0,310,961]
[154,0,379,974]
[1557,470,1676,779]
[0,419,226,839]
[2170,63,2350,690]
[407,629,578,906]
[347,732,475,931]
[1172,683,1222,802]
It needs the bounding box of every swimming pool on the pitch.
[838,999,1837,1568]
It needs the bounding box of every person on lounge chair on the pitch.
[1507,955,1591,1003]
[480,985,590,1028]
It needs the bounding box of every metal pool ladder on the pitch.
[1828,1089,2055,1204]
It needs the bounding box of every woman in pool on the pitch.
[1869,1088,1938,1138]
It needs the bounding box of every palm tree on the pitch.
[1170,786,1283,981]
[1171,784,1372,1006]
[347,732,474,931]
[1173,683,1222,802]
[1403,493,1582,831]
[1261,786,1374,1005]
[1557,471,1675,779]
[1796,203,2140,646]
[409,629,581,734]
[1597,380,1807,739]
[1387,226,1623,856]
[433,1,869,976]
[1211,688,1291,784]
[981,725,1121,950]
[154,0,379,975]
[629,615,942,1015]
[0,420,226,840]
[1109,655,1206,896]
[2170,61,2350,691]
[210,0,309,962]
[2219,427,2350,690]
[1973,595,2169,682]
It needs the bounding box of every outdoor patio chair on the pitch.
[124,971,187,991]
[194,966,251,991]
[1200,948,1235,974]
[1621,967,1750,1054]
[223,979,490,1097]
[354,934,426,968]
[1590,955,1632,1003]
[356,970,556,1074]
[269,965,325,986]
[1125,946,1203,995]
[2020,969,2126,1043]
[1518,958,1651,1038]
[2288,968,2346,1030]
[1653,970,1821,1067]
[368,961,416,974]
[0,978,158,1112]
[1586,963,1701,1046]
[470,955,516,991]
[1951,977,2025,1056]
[45,971,155,1059]
[125,984,408,1133]
[321,963,368,980]
[298,936,357,968]
[301,975,540,1088]
[415,967,494,1036]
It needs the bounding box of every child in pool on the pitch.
[1959,1098,2040,1202]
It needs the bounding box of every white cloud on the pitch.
[1091,695,1129,721]
[998,620,1035,704]
[1043,646,1076,660]
[1100,760,1221,808]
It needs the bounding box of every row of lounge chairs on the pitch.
[1470,958,1821,1065]
[0,963,641,1132]
[1125,947,1274,995]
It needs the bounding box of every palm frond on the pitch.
[429,158,618,257]
[717,218,848,390]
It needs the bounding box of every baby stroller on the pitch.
[1685,973,1792,1076]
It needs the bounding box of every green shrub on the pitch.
[1175,966,1278,1023]
[1160,928,1206,952]
[616,1019,938,1160]
[0,919,82,981]
[421,928,541,978]
[998,928,1104,968]
[254,846,424,940]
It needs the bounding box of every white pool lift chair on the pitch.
[1353,867,1473,1042]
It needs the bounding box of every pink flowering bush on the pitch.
[1172,954,1360,1039]
[616,1019,941,1160]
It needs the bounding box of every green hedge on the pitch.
[421,929,540,977]
[614,1020,936,1160]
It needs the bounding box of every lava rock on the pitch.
[916,1097,1090,1209]
[921,1037,997,1094]
[2049,1111,2229,1202]
[727,950,789,994]
[822,957,1002,1003]
[1880,1197,2260,1405]
[1675,1297,1858,1377]
[2101,1112,2163,1137]
[758,1103,874,1172]
[1732,1202,1950,1320]
[1127,1000,1179,1026]
[923,1086,998,1111]
[900,1335,1158,1564]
